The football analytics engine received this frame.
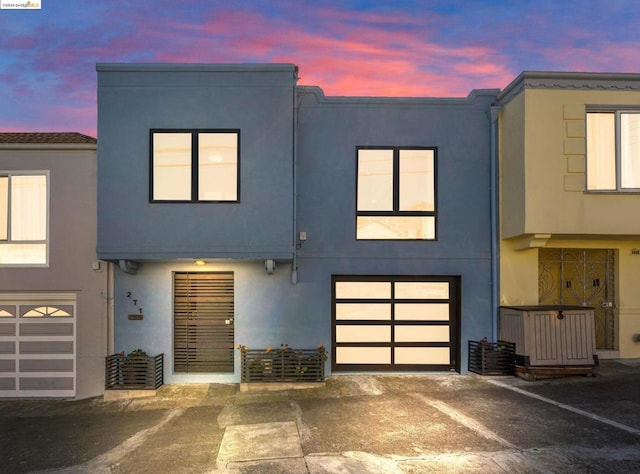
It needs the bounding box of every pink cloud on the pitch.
[4,0,638,135]
[160,7,511,97]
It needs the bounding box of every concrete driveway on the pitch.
[1,359,639,473]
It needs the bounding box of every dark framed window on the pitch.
[356,147,436,240]
[150,129,240,202]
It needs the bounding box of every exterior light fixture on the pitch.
[194,259,206,265]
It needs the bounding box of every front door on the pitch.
[173,272,235,373]
[538,249,616,350]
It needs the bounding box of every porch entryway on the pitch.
[538,249,616,350]
[173,272,235,373]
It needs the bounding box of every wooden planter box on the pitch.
[468,340,516,376]
[105,353,164,390]
[241,348,325,383]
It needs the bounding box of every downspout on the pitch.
[490,105,502,341]
[107,261,115,355]
[291,67,299,284]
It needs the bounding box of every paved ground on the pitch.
[1,359,640,473]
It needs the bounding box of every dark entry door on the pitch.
[174,272,234,373]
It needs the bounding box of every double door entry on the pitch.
[538,249,616,350]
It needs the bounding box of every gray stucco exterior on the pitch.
[0,138,107,399]
[97,63,498,382]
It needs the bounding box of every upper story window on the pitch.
[356,147,436,240]
[586,111,640,191]
[150,129,239,202]
[0,172,48,266]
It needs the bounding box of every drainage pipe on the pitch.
[291,67,300,284]
[490,105,502,341]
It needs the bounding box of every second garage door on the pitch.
[0,293,76,398]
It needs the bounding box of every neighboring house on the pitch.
[96,63,498,383]
[0,132,107,398]
[497,72,640,360]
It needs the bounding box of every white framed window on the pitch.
[0,172,48,266]
[150,129,240,202]
[586,111,640,191]
[356,147,436,240]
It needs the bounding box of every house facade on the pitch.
[0,133,107,399]
[96,63,498,383]
[497,72,640,360]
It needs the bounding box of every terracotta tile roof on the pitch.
[0,132,96,144]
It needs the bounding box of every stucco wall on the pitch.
[498,92,526,239]
[114,261,301,384]
[111,83,500,380]
[97,64,297,261]
[499,81,640,358]
[114,256,493,381]
[296,88,497,371]
[0,148,107,399]
[520,89,640,236]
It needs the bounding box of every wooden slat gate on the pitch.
[174,272,234,373]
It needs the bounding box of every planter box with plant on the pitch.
[105,349,164,390]
[238,344,327,383]
[468,339,516,376]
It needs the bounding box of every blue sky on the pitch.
[1,0,640,136]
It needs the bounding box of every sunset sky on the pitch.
[1,0,640,137]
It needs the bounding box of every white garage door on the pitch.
[0,293,76,398]
[332,276,459,372]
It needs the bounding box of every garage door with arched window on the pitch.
[0,293,76,398]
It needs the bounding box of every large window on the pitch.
[356,147,436,239]
[0,173,48,265]
[586,111,640,191]
[151,130,239,202]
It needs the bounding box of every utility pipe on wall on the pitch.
[490,105,502,341]
[107,261,115,355]
[291,67,300,285]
